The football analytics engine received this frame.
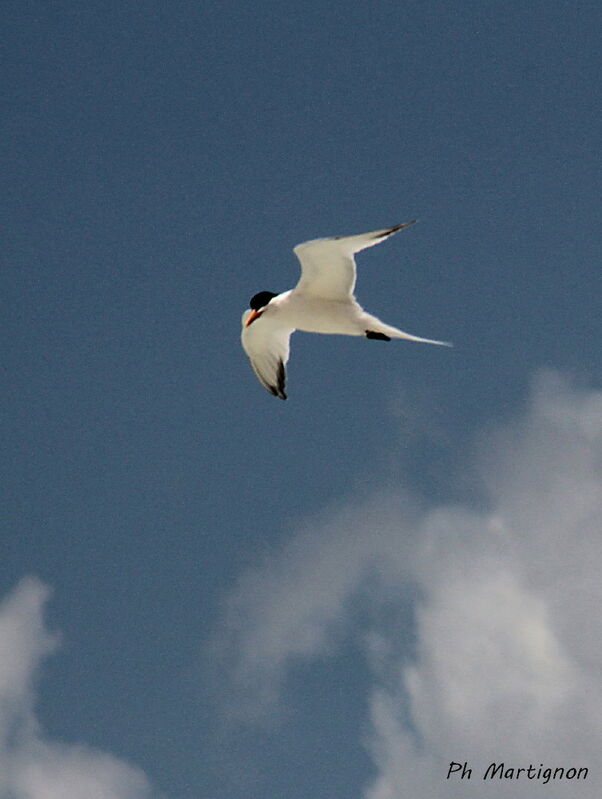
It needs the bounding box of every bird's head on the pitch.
[242,291,278,327]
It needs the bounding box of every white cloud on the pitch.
[211,371,602,797]
[0,577,163,799]
[208,492,418,720]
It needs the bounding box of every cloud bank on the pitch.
[211,371,602,797]
[0,577,163,799]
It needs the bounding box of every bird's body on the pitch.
[252,291,369,335]
[241,222,450,399]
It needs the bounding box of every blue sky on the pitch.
[2,1,601,797]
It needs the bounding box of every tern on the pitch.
[241,221,450,399]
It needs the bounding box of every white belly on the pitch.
[274,292,363,335]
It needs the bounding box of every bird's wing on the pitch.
[292,221,415,300]
[241,313,293,399]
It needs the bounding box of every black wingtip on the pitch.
[366,330,391,341]
[267,361,287,399]
[277,360,286,399]
[376,220,417,238]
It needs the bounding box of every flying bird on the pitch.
[241,221,450,399]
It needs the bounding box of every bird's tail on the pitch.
[362,312,452,346]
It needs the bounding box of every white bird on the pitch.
[241,221,450,399]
